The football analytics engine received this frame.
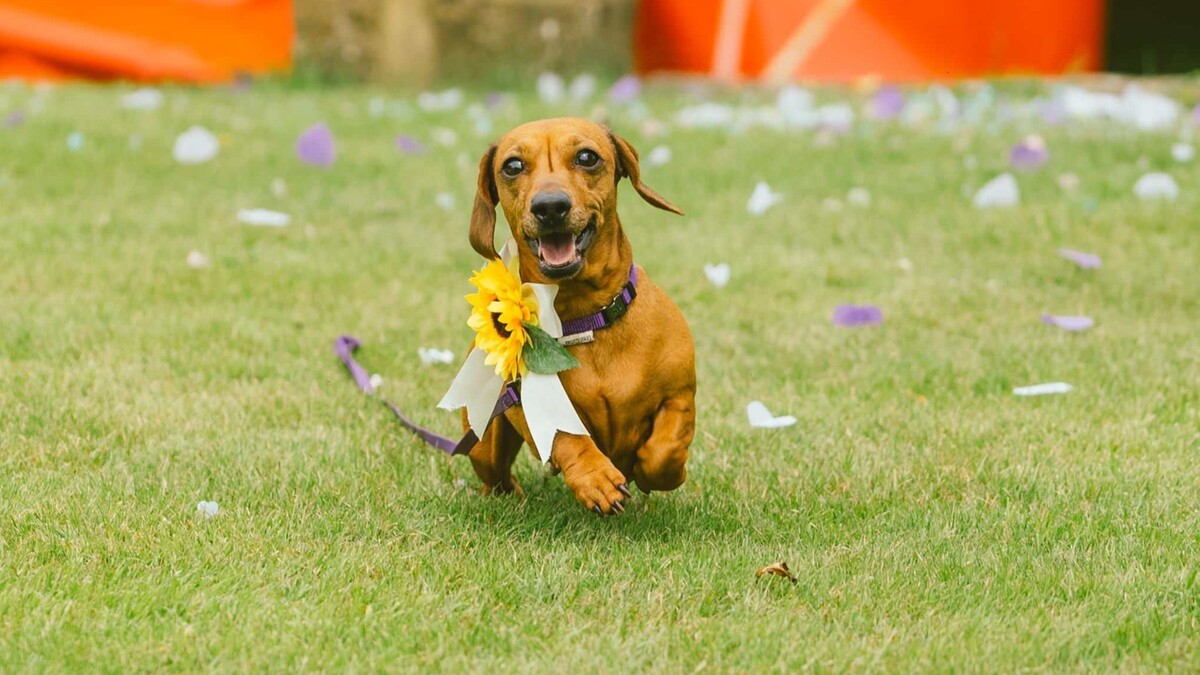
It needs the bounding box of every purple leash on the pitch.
[333,264,637,457]
[334,335,518,456]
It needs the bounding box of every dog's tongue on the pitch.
[538,232,576,266]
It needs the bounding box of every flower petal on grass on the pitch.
[1013,382,1073,396]
[1042,315,1094,331]
[747,182,782,215]
[395,134,426,155]
[237,209,290,227]
[296,123,336,167]
[607,75,641,103]
[832,304,883,327]
[1133,172,1179,201]
[756,561,797,583]
[1057,248,1101,269]
[173,126,218,164]
[746,401,797,429]
[973,173,1019,208]
[418,347,455,365]
[1009,135,1049,170]
[703,263,730,288]
[869,86,905,120]
[196,501,219,518]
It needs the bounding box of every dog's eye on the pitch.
[575,149,600,169]
[501,158,524,177]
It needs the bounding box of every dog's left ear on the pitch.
[469,144,500,259]
[608,131,683,216]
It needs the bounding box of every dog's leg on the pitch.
[551,432,630,515]
[465,411,525,497]
[632,393,695,494]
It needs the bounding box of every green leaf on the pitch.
[523,323,581,375]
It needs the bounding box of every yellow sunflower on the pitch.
[465,259,539,382]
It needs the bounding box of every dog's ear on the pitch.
[608,131,683,216]
[469,144,500,259]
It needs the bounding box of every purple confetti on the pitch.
[484,91,509,109]
[1057,248,1101,269]
[394,134,426,155]
[607,75,641,103]
[1041,97,1066,125]
[1009,136,1049,171]
[296,123,336,167]
[3,110,24,128]
[1192,103,1200,126]
[870,86,905,120]
[1042,315,1094,331]
[832,304,883,327]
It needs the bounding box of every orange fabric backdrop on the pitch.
[0,0,292,82]
[635,0,1104,82]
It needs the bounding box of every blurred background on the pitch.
[0,0,1197,86]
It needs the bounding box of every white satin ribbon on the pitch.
[437,240,589,463]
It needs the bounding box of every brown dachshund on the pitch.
[465,117,696,515]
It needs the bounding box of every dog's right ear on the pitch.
[469,144,499,259]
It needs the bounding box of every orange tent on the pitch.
[0,0,292,83]
[635,0,1105,82]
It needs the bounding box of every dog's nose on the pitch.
[530,191,572,228]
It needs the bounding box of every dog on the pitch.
[465,117,696,516]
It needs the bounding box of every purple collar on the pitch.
[559,264,638,339]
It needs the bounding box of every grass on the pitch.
[2,79,1199,672]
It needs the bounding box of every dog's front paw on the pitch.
[564,462,631,516]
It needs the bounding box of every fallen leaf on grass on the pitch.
[756,561,797,583]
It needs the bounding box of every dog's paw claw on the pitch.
[592,505,603,516]
[617,484,632,498]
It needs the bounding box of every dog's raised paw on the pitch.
[566,464,629,516]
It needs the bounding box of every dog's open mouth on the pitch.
[527,217,596,279]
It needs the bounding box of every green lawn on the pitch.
[2,80,1199,672]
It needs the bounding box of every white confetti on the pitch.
[1013,382,1073,397]
[973,173,1019,208]
[747,181,783,216]
[66,132,84,151]
[196,501,219,518]
[416,88,463,112]
[746,401,797,429]
[369,373,384,389]
[1133,172,1179,201]
[568,73,597,102]
[536,72,565,104]
[173,126,219,164]
[846,187,871,207]
[237,209,290,227]
[435,192,456,211]
[186,250,210,269]
[121,87,163,110]
[703,263,730,288]
[418,347,456,365]
[645,145,672,167]
[1171,143,1194,163]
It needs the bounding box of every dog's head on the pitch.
[469,117,681,281]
